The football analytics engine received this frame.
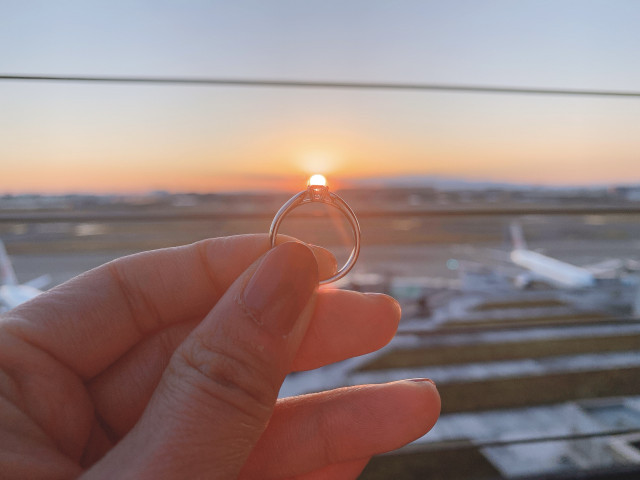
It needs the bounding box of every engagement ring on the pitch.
[269,175,361,285]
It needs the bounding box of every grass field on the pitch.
[472,298,567,311]
[360,447,502,480]
[439,366,640,414]
[444,312,607,330]
[358,334,640,371]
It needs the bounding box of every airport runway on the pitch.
[9,239,640,289]
[9,244,462,288]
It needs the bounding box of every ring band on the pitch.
[269,183,361,285]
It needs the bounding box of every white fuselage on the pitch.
[510,249,596,289]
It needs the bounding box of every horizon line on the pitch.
[3,178,640,198]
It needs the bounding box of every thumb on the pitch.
[88,242,319,480]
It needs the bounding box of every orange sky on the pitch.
[3,95,638,194]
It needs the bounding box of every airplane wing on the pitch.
[24,274,52,290]
[0,284,43,310]
[582,258,625,278]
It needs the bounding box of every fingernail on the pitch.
[366,293,402,315]
[308,243,338,277]
[242,242,318,336]
[406,378,436,387]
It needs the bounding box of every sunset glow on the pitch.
[298,152,340,178]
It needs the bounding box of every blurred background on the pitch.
[2,1,640,478]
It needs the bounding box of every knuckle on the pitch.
[107,262,164,334]
[174,332,278,422]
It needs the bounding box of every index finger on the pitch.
[2,234,336,379]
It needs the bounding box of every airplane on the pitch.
[448,222,638,292]
[509,222,597,289]
[0,240,50,312]
[336,221,622,298]
[330,223,640,320]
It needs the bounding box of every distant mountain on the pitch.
[343,175,615,191]
[345,175,534,191]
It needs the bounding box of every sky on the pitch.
[1,0,640,193]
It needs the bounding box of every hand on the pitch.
[0,235,440,479]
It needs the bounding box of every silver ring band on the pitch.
[269,184,361,285]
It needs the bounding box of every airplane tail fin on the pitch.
[0,240,18,286]
[510,221,528,251]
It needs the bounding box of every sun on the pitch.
[308,174,327,186]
